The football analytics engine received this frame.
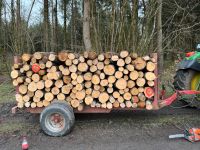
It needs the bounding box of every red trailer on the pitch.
[11,54,200,137]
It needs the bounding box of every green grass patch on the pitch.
[0,80,15,104]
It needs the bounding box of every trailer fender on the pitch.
[177,60,200,71]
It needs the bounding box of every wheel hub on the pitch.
[45,112,65,132]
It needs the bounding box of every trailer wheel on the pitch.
[40,102,75,136]
[173,69,200,108]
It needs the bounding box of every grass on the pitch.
[0,120,35,135]
[0,80,15,104]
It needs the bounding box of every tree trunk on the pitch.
[63,0,67,49]
[54,0,58,51]
[157,0,163,76]
[44,0,49,51]
[83,0,92,50]
[132,0,138,51]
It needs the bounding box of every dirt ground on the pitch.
[0,102,200,150]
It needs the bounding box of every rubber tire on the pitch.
[40,102,75,136]
[173,69,200,108]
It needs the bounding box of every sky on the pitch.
[4,0,64,25]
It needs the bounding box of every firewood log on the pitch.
[146,61,156,71]
[130,87,139,96]
[71,99,80,108]
[125,56,132,64]
[134,57,146,70]
[11,70,21,79]
[138,93,146,101]
[78,62,88,72]
[147,80,154,87]
[85,81,92,88]
[91,74,100,85]
[25,102,30,108]
[28,82,37,92]
[37,101,44,107]
[100,73,105,79]
[61,85,71,94]
[113,91,120,99]
[85,88,92,95]
[92,58,98,65]
[126,64,134,72]
[90,65,97,72]
[98,54,105,61]
[115,71,123,79]
[146,100,153,110]
[99,92,109,103]
[51,87,60,95]
[35,90,44,98]
[92,90,100,98]
[136,78,146,87]
[75,90,86,100]
[120,50,129,58]
[108,76,116,84]
[125,101,132,108]
[123,92,132,100]
[43,100,50,106]
[22,53,31,62]
[84,72,92,81]
[48,53,56,61]
[120,102,126,108]
[107,87,113,94]
[137,101,145,108]
[145,72,156,81]
[85,96,93,105]
[58,51,68,62]
[130,71,139,80]
[111,55,119,61]
[44,92,54,101]
[45,80,53,88]
[69,65,77,73]
[113,101,120,108]
[127,80,135,88]
[79,56,85,62]
[117,59,125,67]
[77,75,84,83]
[103,65,115,75]
[33,52,43,60]
[57,93,66,100]
[55,80,63,88]
[75,84,83,91]
[32,74,40,82]
[106,102,113,109]
[115,78,127,90]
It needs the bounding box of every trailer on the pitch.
[11,53,200,137]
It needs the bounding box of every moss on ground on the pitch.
[0,120,36,135]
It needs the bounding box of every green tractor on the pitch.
[173,44,200,108]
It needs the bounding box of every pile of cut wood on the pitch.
[11,50,157,110]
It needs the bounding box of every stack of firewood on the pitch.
[11,50,156,110]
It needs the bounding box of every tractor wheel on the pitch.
[40,102,75,136]
[173,69,200,108]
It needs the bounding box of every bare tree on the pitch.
[132,0,139,51]
[83,0,92,50]
[157,0,163,75]
[44,0,50,51]
[63,0,67,49]
[16,0,21,53]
